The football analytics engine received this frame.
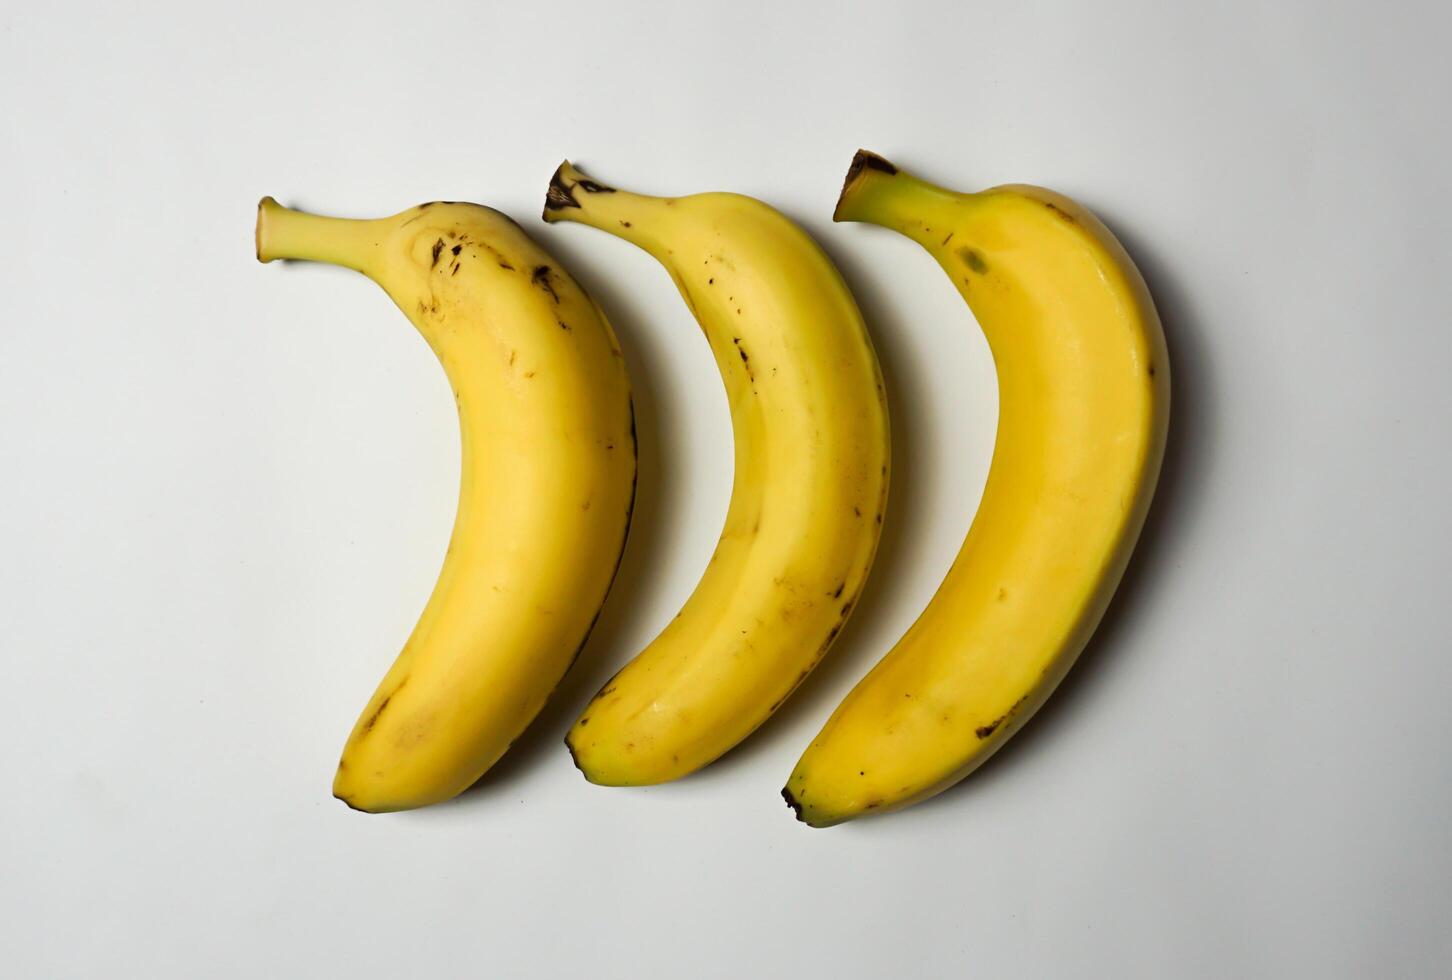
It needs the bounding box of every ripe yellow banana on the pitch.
[256,197,634,812]
[784,152,1169,826]
[544,162,890,785]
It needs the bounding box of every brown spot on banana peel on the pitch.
[532,265,560,303]
[975,694,1030,739]
[957,246,989,274]
[399,202,442,228]
[430,239,444,267]
[1044,201,1077,224]
[730,336,755,383]
[472,241,516,271]
[359,677,410,736]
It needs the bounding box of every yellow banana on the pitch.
[544,163,890,785]
[785,152,1169,826]
[255,197,634,812]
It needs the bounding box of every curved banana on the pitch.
[544,163,889,785]
[784,152,1169,826]
[256,197,635,812]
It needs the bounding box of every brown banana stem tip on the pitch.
[781,786,806,822]
[542,162,618,221]
[543,163,579,218]
[833,149,899,221]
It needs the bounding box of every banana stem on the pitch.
[833,150,961,246]
[255,197,386,273]
[541,161,674,256]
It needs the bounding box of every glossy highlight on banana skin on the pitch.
[256,197,635,812]
[544,162,891,787]
[784,151,1169,827]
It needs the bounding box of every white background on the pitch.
[2,1,1449,976]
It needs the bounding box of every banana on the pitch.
[255,197,635,812]
[543,163,890,785]
[784,152,1169,826]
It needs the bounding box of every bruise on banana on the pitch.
[730,336,756,386]
[957,246,989,274]
[420,227,585,329]
[417,226,518,275]
[974,694,1028,739]
[358,676,410,736]
[531,264,561,302]
[1043,200,1078,224]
